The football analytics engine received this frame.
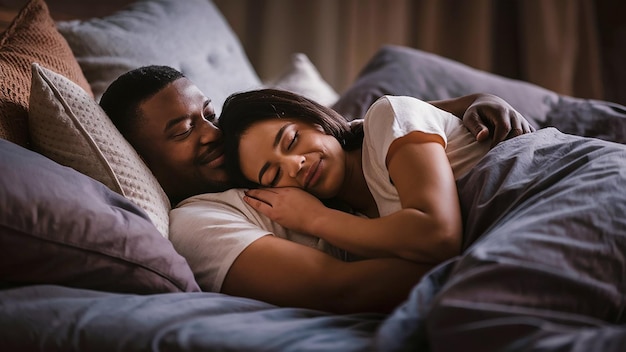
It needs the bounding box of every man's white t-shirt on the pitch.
[169,189,346,292]
[362,95,490,217]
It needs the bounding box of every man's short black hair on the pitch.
[99,65,185,140]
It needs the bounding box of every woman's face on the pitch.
[238,118,346,198]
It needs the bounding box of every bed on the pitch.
[1,0,625,351]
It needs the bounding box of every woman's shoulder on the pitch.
[365,95,441,123]
[364,95,460,144]
[368,95,435,114]
[363,96,396,126]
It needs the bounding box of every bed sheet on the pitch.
[0,285,382,351]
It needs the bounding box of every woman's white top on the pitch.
[362,95,490,217]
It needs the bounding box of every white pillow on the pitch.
[265,53,339,107]
[28,63,170,238]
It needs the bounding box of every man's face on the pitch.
[133,78,231,203]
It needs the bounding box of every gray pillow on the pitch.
[333,45,626,144]
[333,45,559,127]
[0,139,200,294]
[56,0,261,114]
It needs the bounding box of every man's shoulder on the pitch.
[177,189,247,203]
[170,189,255,224]
[176,189,248,209]
[170,188,284,233]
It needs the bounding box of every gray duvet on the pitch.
[378,128,626,351]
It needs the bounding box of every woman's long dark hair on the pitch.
[219,88,363,189]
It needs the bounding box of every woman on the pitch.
[219,89,533,264]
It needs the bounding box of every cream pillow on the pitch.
[265,53,339,107]
[28,63,170,238]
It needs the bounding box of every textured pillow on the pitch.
[333,45,559,127]
[264,53,339,107]
[0,0,92,147]
[0,138,200,294]
[28,63,170,238]
[56,0,260,114]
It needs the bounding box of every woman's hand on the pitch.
[243,187,327,234]
[463,93,535,147]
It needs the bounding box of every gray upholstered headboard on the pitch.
[56,0,261,114]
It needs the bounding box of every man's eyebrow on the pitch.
[258,122,292,184]
[164,115,188,133]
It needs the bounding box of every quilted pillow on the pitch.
[0,0,92,147]
[0,138,200,294]
[56,0,260,114]
[28,63,170,238]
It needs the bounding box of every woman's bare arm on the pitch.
[242,137,460,264]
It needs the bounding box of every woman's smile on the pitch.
[303,159,322,190]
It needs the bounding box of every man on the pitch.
[100,65,533,314]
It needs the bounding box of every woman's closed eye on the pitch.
[287,131,299,150]
[258,125,298,186]
[269,168,282,187]
[267,131,298,186]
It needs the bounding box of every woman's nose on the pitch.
[287,155,305,178]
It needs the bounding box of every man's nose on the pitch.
[287,155,305,178]
[198,120,221,144]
